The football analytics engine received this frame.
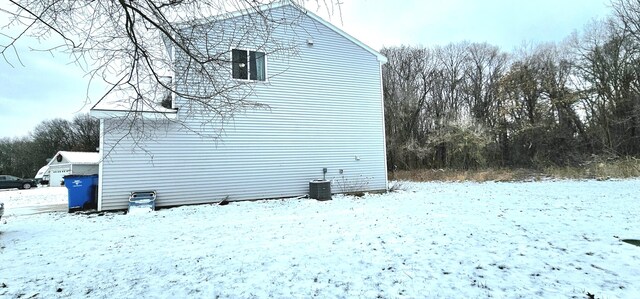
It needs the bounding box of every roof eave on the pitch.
[300,7,387,64]
[90,109,178,120]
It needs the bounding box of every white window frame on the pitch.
[231,48,268,82]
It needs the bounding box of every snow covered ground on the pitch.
[1,180,639,298]
[0,186,67,209]
[0,187,67,217]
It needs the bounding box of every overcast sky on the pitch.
[0,0,611,138]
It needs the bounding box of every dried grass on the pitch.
[544,157,640,180]
[390,168,544,182]
[389,157,640,182]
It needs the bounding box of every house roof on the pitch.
[48,151,100,165]
[90,96,178,119]
[195,0,387,63]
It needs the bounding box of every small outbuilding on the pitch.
[42,151,100,186]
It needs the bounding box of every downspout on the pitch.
[97,119,105,211]
[378,58,389,190]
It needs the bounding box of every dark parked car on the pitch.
[0,175,37,190]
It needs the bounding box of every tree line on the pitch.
[0,114,99,178]
[3,1,639,177]
[382,0,640,170]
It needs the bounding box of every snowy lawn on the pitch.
[1,180,639,298]
[0,186,67,210]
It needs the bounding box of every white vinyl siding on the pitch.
[98,5,386,211]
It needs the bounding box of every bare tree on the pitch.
[381,46,435,169]
[612,0,640,43]
[432,42,469,128]
[0,136,38,177]
[464,43,508,127]
[383,43,504,170]
[71,114,100,152]
[31,118,75,154]
[570,17,640,156]
[463,42,509,165]
[610,0,640,154]
[0,0,338,138]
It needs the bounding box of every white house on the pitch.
[90,2,387,211]
[40,151,100,186]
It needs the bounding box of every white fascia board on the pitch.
[90,109,178,120]
[97,119,104,212]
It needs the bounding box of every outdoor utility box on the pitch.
[63,174,98,212]
[128,191,156,213]
[309,179,331,201]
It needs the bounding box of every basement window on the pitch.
[232,49,266,81]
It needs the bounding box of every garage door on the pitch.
[49,167,71,186]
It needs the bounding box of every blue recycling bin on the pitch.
[64,174,98,212]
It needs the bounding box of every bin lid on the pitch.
[63,174,98,179]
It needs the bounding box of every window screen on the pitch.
[249,51,265,81]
